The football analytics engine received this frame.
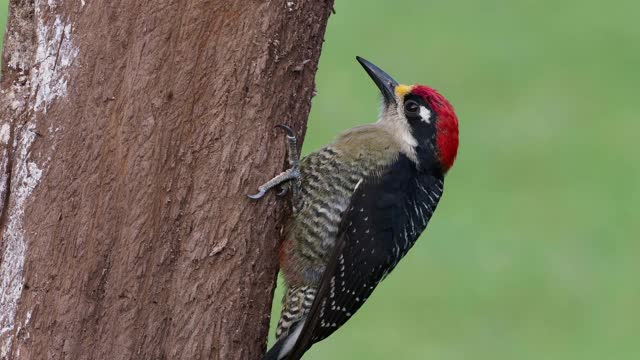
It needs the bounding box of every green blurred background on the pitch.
[1,1,639,359]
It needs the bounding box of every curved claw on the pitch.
[247,189,266,200]
[274,124,296,139]
[276,185,289,197]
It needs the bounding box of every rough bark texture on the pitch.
[0,0,334,359]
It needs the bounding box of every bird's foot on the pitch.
[247,167,300,199]
[248,125,301,200]
[275,124,300,169]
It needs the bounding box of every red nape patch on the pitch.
[411,85,459,172]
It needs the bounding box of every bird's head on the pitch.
[357,56,459,173]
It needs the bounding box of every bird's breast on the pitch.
[281,144,397,286]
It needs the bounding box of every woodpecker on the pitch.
[249,57,459,360]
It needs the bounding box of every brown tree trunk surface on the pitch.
[0,0,333,359]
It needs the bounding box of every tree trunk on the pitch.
[0,0,333,359]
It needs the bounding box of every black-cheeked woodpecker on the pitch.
[249,57,460,360]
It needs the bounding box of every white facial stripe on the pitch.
[419,106,431,124]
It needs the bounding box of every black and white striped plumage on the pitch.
[263,57,459,360]
[283,156,444,359]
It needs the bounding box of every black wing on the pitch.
[287,155,445,359]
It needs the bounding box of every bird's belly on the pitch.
[279,146,389,287]
[280,158,373,286]
[281,191,351,286]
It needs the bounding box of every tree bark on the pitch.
[0,0,333,359]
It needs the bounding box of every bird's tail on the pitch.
[264,286,316,360]
[263,337,286,360]
[264,320,305,360]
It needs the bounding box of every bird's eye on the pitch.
[404,100,420,117]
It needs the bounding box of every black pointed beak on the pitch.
[356,56,399,106]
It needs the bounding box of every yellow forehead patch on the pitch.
[394,84,413,97]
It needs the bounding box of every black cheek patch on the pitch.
[403,95,438,166]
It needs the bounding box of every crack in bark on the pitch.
[0,122,16,239]
[52,22,70,71]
